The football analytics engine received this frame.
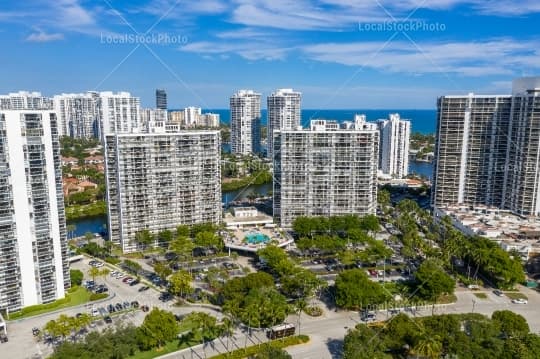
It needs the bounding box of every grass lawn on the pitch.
[436,294,458,304]
[504,292,528,300]
[473,292,488,299]
[9,286,96,320]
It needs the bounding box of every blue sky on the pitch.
[0,0,539,109]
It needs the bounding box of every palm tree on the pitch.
[87,267,100,283]
[413,334,442,359]
[294,299,307,336]
[220,316,235,354]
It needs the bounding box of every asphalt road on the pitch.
[4,256,540,359]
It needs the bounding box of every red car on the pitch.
[122,277,133,283]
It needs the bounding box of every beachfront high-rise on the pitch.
[267,89,301,159]
[273,116,379,228]
[105,125,221,253]
[230,90,261,155]
[0,110,70,312]
[378,114,411,178]
[98,91,141,140]
[156,89,167,110]
[432,77,540,216]
[53,92,100,138]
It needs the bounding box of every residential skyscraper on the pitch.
[273,117,379,228]
[378,114,411,178]
[503,77,540,216]
[267,88,301,159]
[105,127,221,253]
[230,90,261,155]
[98,91,141,140]
[53,92,100,138]
[184,107,202,126]
[0,110,69,312]
[432,77,540,217]
[156,89,167,110]
[432,94,512,209]
[0,91,53,111]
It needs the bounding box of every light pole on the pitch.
[471,299,476,313]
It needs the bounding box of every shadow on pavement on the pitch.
[325,338,344,359]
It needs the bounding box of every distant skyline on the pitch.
[1,1,539,108]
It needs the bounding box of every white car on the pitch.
[511,298,528,304]
[115,273,124,279]
[91,308,100,317]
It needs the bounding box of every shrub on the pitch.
[304,306,323,317]
[210,335,309,359]
[89,293,108,301]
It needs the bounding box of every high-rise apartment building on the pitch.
[105,127,222,253]
[98,91,141,140]
[0,110,69,312]
[53,92,100,138]
[503,78,540,216]
[378,114,411,178]
[156,89,167,110]
[199,113,220,128]
[432,77,540,217]
[184,107,202,127]
[267,89,301,159]
[230,90,261,155]
[273,117,379,228]
[0,91,53,111]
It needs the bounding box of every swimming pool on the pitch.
[245,232,270,244]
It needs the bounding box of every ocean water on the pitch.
[204,109,437,134]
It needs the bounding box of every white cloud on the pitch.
[302,39,540,76]
[181,41,290,60]
[26,31,64,42]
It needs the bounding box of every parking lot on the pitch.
[2,256,223,359]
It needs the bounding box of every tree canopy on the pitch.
[335,269,390,309]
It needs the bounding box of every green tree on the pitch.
[154,261,172,281]
[134,229,154,250]
[335,269,389,309]
[413,334,443,359]
[136,308,178,350]
[492,310,530,338]
[70,269,83,286]
[122,259,142,274]
[414,259,455,301]
[239,287,289,328]
[168,270,193,297]
[360,214,380,233]
[157,229,173,246]
[87,267,100,282]
[343,324,390,359]
[176,225,191,238]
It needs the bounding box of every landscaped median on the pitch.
[7,286,108,320]
[209,335,310,359]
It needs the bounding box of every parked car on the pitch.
[107,304,115,313]
[32,327,40,336]
[115,303,123,311]
[512,298,528,304]
[131,301,139,308]
[91,308,100,317]
[0,334,8,343]
[104,316,113,324]
[138,286,150,292]
[493,290,504,297]
[141,305,150,312]
[130,279,140,286]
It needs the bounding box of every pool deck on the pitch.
[224,227,294,253]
